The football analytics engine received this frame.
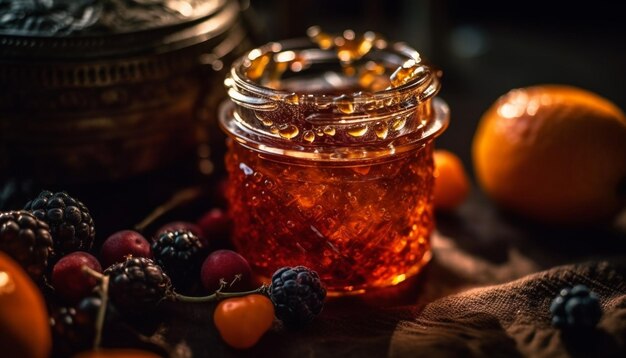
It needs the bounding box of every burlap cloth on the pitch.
[389,255,626,357]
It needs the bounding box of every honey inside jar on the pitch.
[220,28,449,295]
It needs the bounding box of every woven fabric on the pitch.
[389,260,626,357]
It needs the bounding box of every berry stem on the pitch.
[174,284,269,303]
[82,266,108,350]
[82,266,105,281]
[134,186,205,233]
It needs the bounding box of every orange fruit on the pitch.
[73,349,162,358]
[473,85,626,225]
[433,150,470,211]
[0,251,51,358]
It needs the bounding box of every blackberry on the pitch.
[76,296,121,328]
[50,305,93,355]
[152,229,206,288]
[104,257,172,314]
[269,266,326,328]
[550,284,602,329]
[24,191,95,258]
[0,210,53,278]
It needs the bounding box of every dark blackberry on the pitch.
[76,296,121,328]
[104,257,172,315]
[550,284,602,329]
[0,210,53,278]
[24,191,95,258]
[50,305,93,355]
[151,229,206,288]
[269,266,326,328]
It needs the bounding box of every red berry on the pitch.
[201,250,252,293]
[52,252,102,303]
[197,209,232,240]
[100,230,152,268]
[156,221,208,248]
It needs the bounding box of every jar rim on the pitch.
[219,97,449,162]
[225,37,441,110]
[220,31,449,159]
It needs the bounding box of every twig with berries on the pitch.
[174,278,270,303]
[81,257,327,350]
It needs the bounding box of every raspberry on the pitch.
[269,266,326,328]
[0,210,53,278]
[550,284,602,329]
[104,257,172,315]
[151,229,206,288]
[24,191,95,258]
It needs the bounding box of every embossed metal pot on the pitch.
[0,0,252,182]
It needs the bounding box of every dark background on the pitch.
[247,0,626,174]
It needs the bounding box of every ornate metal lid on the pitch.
[0,0,241,58]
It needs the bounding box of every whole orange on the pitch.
[473,85,626,225]
[0,251,51,358]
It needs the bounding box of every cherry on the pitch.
[100,230,152,268]
[52,252,102,303]
[197,208,232,241]
[156,221,208,248]
[201,250,252,293]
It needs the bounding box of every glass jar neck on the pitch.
[220,31,449,161]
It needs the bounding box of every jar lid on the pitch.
[0,0,241,58]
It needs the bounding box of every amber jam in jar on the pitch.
[219,28,449,295]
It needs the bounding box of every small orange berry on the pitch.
[433,150,470,211]
[214,294,275,349]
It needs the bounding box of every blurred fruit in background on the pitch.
[73,349,161,358]
[433,150,470,211]
[473,85,626,225]
[0,252,51,358]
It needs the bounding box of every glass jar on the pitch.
[219,29,449,295]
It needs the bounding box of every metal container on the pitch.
[0,0,252,182]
